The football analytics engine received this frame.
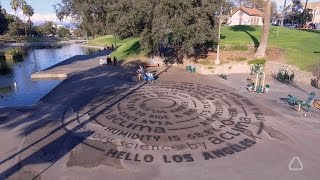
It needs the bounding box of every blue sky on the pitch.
[1,0,59,14]
[1,0,69,25]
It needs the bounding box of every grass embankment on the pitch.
[88,35,142,60]
[88,26,320,70]
[221,25,320,70]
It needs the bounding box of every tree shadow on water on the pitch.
[229,25,260,48]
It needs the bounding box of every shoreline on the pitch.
[0,40,105,49]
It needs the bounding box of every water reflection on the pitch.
[0,44,96,107]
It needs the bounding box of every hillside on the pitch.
[88,26,320,71]
[88,35,141,60]
[221,25,320,70]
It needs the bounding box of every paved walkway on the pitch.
[31,50,111,79]
[0,63,320,180]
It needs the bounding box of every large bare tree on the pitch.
[255,0,272,58]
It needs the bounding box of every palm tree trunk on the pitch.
[255,0,272,58]
[280,0,287,27]
[23,14,27,36]
[303,0,309,25]
[28,16,31,36]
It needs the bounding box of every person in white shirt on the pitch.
[145,71,154,82]
[136,66,144,81]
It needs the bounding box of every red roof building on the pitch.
[228,6,264,26]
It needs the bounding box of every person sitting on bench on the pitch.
[145,71,154,82]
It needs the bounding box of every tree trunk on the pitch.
[28,16,31,36]
[303,0,309,25]
[255,0,272,58]
[23,15,27,37]
[280,0,287,27]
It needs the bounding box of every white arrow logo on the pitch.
[289,157,303,171]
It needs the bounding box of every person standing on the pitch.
[113,57,117,66]
[136,65,144,81]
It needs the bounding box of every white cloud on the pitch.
[30,13,70,24]
[7,10,73,25]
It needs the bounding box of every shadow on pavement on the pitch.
[0,64,172,179]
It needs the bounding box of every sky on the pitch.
[0,0,72,25]
[277,0,319,8]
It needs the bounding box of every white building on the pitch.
[228,6,264,26]
[303,2,320,23]
[57,25,66,29]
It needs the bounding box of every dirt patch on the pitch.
[192,47,287,65]
[266,48,287,63]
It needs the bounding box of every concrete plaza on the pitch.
[0,58,320,180]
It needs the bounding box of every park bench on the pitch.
[287,92,316,113]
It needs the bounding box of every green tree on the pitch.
[57,27,70,37]
[0,6,9,34]
[22,4,34,36]
[39,21,57,36]
[10,0,20,18]
[55,0,225,61]
[7,18,25,37]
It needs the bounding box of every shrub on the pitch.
[227,57,247,61]
[5,49,23,61]
[248,58,266,65]
[222,44,249,51]
[198,59,211,66]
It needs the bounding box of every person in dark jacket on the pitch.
[113,57,117,66]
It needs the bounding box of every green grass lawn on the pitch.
[221,25,320,70]
[88,26,320,70]
[88,35,142,60]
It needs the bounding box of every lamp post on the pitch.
[215,5,223,65]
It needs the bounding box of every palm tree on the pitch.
[255,0,272,58]
[21,1,29,36]
[10,0,19,19]
[280,0,287,27]
[24,4,34,36]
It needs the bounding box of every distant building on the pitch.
[302,2,320,23]
[228,6,264,26]
[57,25,66,29]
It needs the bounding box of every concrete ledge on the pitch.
[31,72,68,79]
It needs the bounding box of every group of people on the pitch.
[100,56,117,66]
[98,45,114,53]
[136,66,154,82]
[107,56,117,65]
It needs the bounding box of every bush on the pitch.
[248,58,266,65]
[198,59,211,66]
[227,57,247,61]
[221,44,249,51]
[5,49,23,61]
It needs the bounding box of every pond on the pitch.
[0,44,97,108]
